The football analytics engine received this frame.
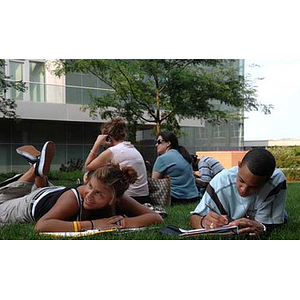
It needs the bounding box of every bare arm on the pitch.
[35,190,86,232]
[190,212,228,229]
[195,177,208,188]
[85,149,113,171]
[190,214,203,229]
[229,218,267,236]
[152,171,163,179]
[85,135,113,171]
[35,190,125,232]
[116,194,163,228]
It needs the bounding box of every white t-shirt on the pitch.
[109,141,149,197]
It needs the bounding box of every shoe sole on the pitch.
[16,145,41,164]
[37,141,55,177]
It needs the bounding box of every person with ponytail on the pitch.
[152,131,200,205]
[0,141,163,232]
[85,117,150,204]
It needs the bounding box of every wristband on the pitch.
[200,215,206,228]
[77,221,82,232]
[73,221,82,232]
[73,221,79,232]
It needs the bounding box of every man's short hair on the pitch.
[241,148,276,179]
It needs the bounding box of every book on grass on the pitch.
[159,224,238,237]
[178,225,238,237]
[40,226,157,238]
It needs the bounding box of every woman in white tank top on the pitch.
[85,118,150,203]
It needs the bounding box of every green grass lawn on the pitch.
[0,181,299,240]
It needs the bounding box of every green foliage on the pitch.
[268,146,300,168]
[49,170,83,182]
[0,172,20,182]
[59,158,84,172]
[0,59,26,118]
[0,170,83,185]
[267,146,300,181]
[52,59,270,138]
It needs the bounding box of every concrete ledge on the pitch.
[195,151,248,169]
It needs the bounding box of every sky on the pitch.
[244,59,300,141]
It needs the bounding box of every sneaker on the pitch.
[16,145,41,164]
[143,203,168,218]
[34,141,55,177]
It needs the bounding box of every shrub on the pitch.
[267,146,300,181]
[49,170,83,182]
[59,158,84,172]
[0,172,19,182]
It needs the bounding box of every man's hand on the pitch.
[202,211,228,229]
[229,218,266,236]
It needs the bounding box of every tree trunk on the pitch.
[155,88,161,135]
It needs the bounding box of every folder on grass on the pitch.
[159,224,238,237]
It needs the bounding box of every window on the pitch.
[65,72,113,105]
[198,126,208,139]
[8,60,46,102]
[29,61,45,102]
[9,60,24,100]
[230,122,240,138]
[213,124,225,138]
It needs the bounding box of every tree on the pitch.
[0,59,26,118]
[52,59,272,140]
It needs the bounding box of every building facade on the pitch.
[0,59,245,173]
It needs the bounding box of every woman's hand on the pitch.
[95,135,111,148]
[92,215,124,230]
[229,218,266,236]
[85,135,113,170]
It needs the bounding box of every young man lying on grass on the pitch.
[190,148,287,237]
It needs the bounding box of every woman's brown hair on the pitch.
[91,163,137,201]
[101,118,127,141]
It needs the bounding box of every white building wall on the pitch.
[16,101,103,123]
[45,60,66,104]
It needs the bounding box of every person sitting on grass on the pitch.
[152,131,199,205]
[190,148,287,237]
[191,154,225,199]
[0,141,163,232]
[85,117,150,204]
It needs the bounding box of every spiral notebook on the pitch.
[159,224,238,237]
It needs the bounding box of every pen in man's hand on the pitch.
[205,203,231,223]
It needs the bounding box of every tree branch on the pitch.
[116,64,157,119]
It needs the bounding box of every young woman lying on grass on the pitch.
[0,141,163,232]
